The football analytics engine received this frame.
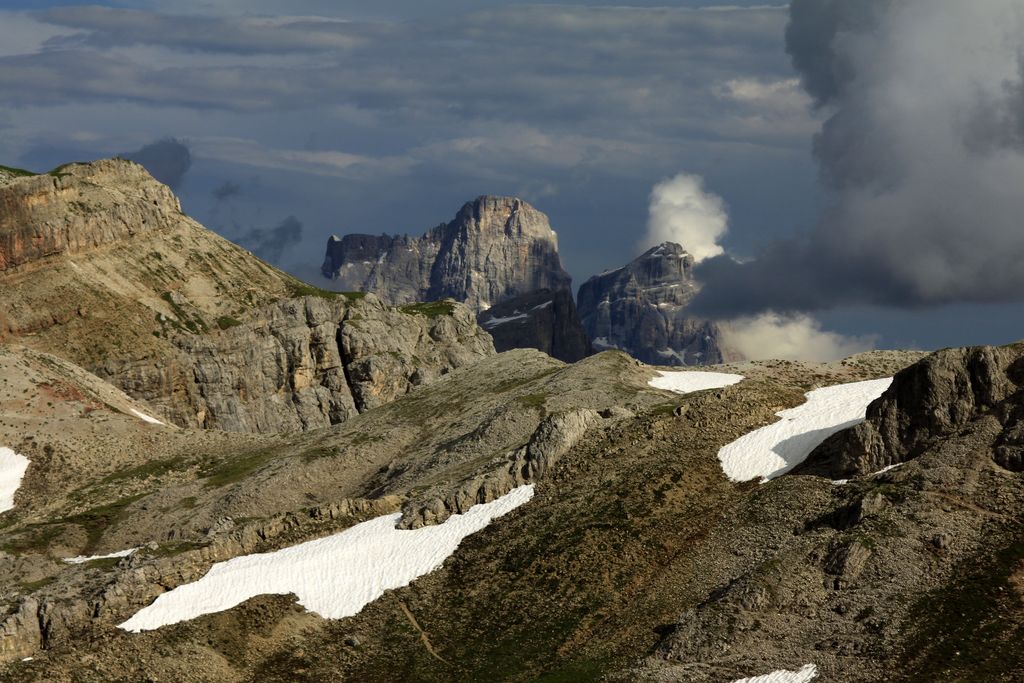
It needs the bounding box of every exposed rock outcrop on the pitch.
[800,343,1024,479]
[321,196,572,313]
[577,242,730,366]
[0,159,495,433]
[0,160,183,272]
[478,288,592,363]
[94,295,494,432]
[399,408,604,528]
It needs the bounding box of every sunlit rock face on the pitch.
[322,195,571,314]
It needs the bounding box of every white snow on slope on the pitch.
[64,547,139,565]
[719,378,892,483]
[0,447,30,513]
[648,370,745,394]
[731,663,818,683]
[832,461,904,486]
[119,485,535,632]
[481,312,529,329]
[130,408,165,425]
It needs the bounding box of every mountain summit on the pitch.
[576,241,731,365]
[321,195,571,313]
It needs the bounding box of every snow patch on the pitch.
[64,547,138,565]
[719,378,892,483]
[130,408,165,426]
[481,312,529,329]
[731,664,818,683]
[119,485,535,632]
[648,370,744,394]
[832,461,903,486]
[0,447,30,514]
[531,300,553,311]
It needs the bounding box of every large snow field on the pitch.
[64,547,138,565]
[0,447,30,513]
[718,378,892,483]
[648,370,745,394]
[119,484,535,632]
[731,663,818,683]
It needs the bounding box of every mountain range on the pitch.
[0,159,1020,682]
[321,195,729,366]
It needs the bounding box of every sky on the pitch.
[1,0,1022,354]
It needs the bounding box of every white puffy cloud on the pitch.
[643,173,727,263]
[720,312,876,362]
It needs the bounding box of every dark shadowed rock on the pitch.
[799,343,1024,478]
[478,288,592,363]
[322,196,571,313]
[576,242,730,366]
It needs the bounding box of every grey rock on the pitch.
[95,295,494,432]
[399,408,603,528]
[577,242,731,366]
[800,344,1024,478]
[478,288,592,363]
[321,196,571,314]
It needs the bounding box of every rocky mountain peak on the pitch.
[450,195,558,242]
[576,241,727,366]
[322,195,571,313]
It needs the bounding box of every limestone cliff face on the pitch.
[576,242,729,366]
[321,196,572,313]
[0,158,495,434]
[478,288,592,363]
[0,158,297,369]
[0,160,184,272]
[93,295,494,433]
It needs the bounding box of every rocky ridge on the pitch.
[321,195,572,313]
[0,159,494,433]
[801,343,1024,478]
[577,242,732,366]
[94,295,494,432]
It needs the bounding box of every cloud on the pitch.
[212,180,241,201]
[191,136,414,179]
[238,215,303,263]
[38,7,366,54]
[643,173,727,263]
[123,138,192,190]
[691,0,1024,317]
[720,312,876,362]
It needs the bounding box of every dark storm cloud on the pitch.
[239,216,303,263]
[212,180,241,201]
[690,0,1024,317]
[6,5,790,131]
[123,138,192,190]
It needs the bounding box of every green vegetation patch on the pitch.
[100,455,189,484]
[0,164,35,177]
[200,447,284,487]
[517,393,548,410]
[62,494,147,553]
[216,315,243,330]
[160,291,209,334]
[286,280,342,300]
[399,301,456,317]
